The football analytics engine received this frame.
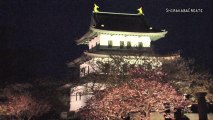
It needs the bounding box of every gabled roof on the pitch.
[92,12,162,33]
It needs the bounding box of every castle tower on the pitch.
[68,5,176,77]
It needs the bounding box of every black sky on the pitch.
[0,0,213,82]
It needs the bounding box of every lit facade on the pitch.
[68,6,175,77]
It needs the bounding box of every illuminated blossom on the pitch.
[78,78,190,119]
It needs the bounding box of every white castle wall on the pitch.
[88,34,151,49]
[70,82,105,111]
[88,36,100,49]
[99,34,151,47]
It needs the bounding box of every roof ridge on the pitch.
[93,12,140,16]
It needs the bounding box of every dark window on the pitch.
[108,40,112,48]
[138,42,143,49]
[120,41,124,49]
[95,42,98,50]
[127,41,131,49]
[81,68,86,75]
[81,68,85,72]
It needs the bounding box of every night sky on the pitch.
[0,0,213,82]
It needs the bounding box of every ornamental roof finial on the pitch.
[93,3,99,13]
[137,7,144,15]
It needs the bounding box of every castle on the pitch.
[68,4,179,112]
[68,4,177,78]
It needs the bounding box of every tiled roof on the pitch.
[92,12,162,32]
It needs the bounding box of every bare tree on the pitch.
[161,58,213,102]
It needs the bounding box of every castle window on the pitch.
[81,68,86,76]
[102,63,110,74]
[127,41,131,49]
[120,41,124,49]
[108,40,112,48]
[138,42,143,49]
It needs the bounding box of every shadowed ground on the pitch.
[150,112,213,120]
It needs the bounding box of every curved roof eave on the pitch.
[84,51,180,60]
[91,28,168,41]
[76,30,98,44]
[76,27,168,44]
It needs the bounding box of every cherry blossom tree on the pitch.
[86,54,164,87]
[5,95,51,120]
[78,78,190,120]
[77,55,211,119]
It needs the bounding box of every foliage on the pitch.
[86,54,162,86]
[0,81,67,120]
[0,104,7,115]
[161,58,213,102]
[78,78,190,120]
[128,67,165,81]
[78,55,213,119]
[5,94,51,120]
